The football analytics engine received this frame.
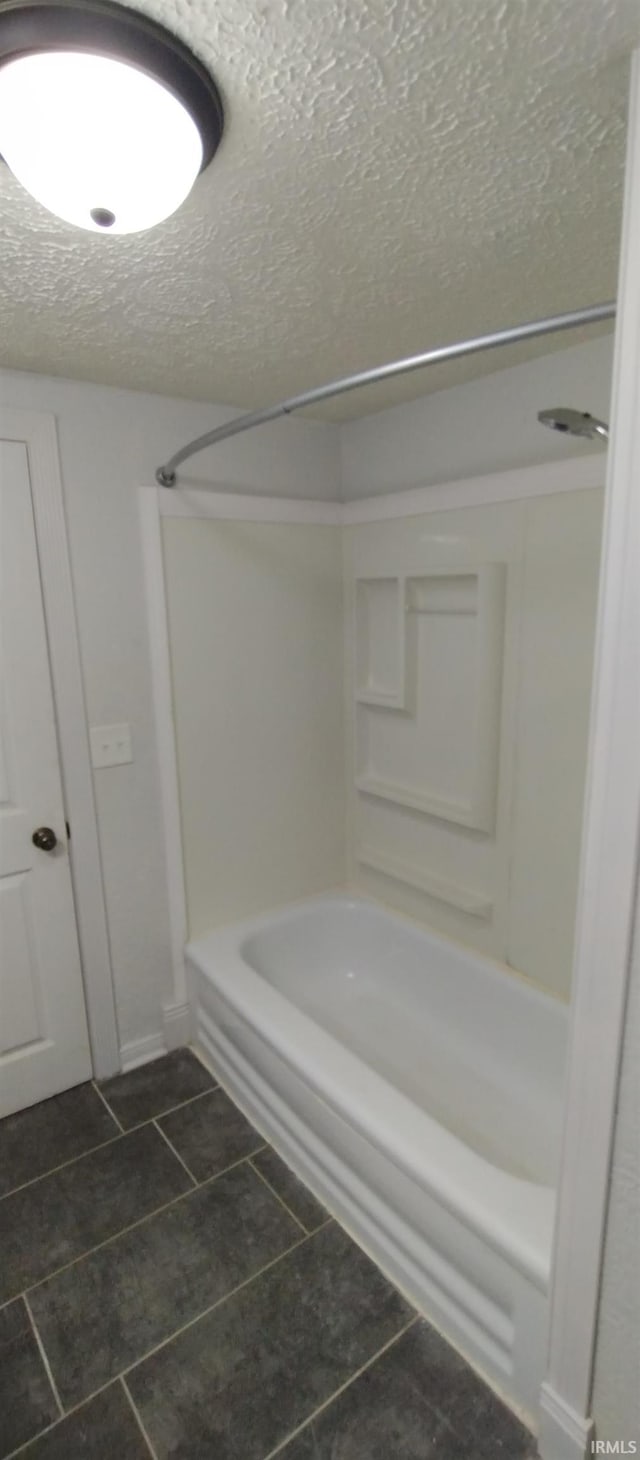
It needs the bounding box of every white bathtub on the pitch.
[188,894,568,1423]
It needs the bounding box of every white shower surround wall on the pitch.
[344,480,603,991]
[142,449,607,1445]
[188,893,568,1422]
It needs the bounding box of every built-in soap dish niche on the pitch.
[354,565,506,836]
[355,576,406,709]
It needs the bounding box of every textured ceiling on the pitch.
[0,0,638,418]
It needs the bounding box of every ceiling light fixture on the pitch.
[0,0,224,234]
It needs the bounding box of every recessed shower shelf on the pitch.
[354,562,507,836]
[355,688,407,709]
[355,576,405,707]
[357,845,493,918]
[355,774,485,831]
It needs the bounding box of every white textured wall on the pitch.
[345,487,603,998]
[0,367,340,1055]
[340,336,614,498]
[162,520,345,935]
[592,903,640,1442]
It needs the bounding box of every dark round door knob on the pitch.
[32,827,57,852]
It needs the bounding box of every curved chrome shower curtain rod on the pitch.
[156,300,616,487]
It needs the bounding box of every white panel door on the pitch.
[0,439,92,1116]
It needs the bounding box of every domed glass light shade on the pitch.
[0,0,224,235]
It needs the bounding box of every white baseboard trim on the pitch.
[538,1383,594,1460]
[119,1002,193,1070]
[163,999,192,1049]
[119,1030,167,1072]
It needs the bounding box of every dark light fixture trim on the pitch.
[0,0,224,170]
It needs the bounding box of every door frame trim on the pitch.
[1,405,120,1078]
[539,52,640,1457]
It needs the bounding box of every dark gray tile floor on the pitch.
[30,1165,301,1408]
[158,1085,266,1180]
[12,1384,150,1460]
[0,1084,119,1198]
[0,1125,192,1303]
[98,1049,214,1130]
[0,1049,537,1459]
[251,1147,328,1233]
[0,1298,59,1456]
[270,1322,538,1460]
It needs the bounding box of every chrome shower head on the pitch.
[537,406,609,442]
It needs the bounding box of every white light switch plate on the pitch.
[90,722,133,768]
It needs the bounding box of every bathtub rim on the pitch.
[186,892,560,1293]
[237,885,571,1011]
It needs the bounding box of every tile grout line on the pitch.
[0,1131,125,1204]
[262,1315,420,1459]
[9,1183,193,1304]
[18,1150,273,1301]
[120,1229,314,1385]
[2,1380,125,1460]
[0,1086,221,1206]
[91,1080,125,1134]
[94,1081,220,1135]
[140,1083,219,1123]
[8,1239,417,1460]
[152,1119,198,1186]
[22,1292,64,1420]
[120,1376,160,1460]
[248,1157,308,1234]
[3,1230,316,1460]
